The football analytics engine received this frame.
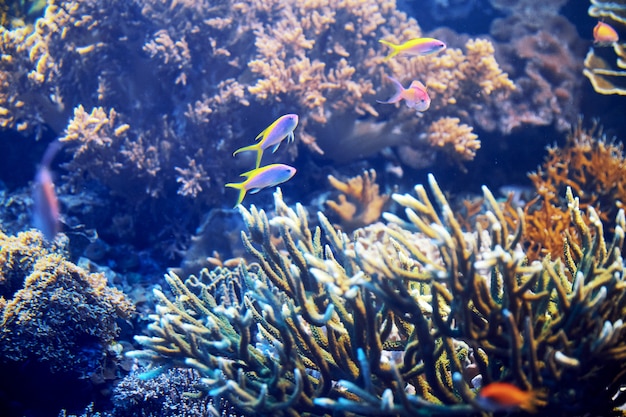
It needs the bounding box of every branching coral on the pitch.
[325,169,390,232]
[59,105,166,199]
[129,174,626,416]
[584,0,626,95]
[0,228,134,374]
[525,121,626,260]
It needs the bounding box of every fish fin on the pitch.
[379,39,399,61]
[255,150,264,169]
[271,142,281,153]
[232,143,260,157]
[377,76,404,104]
[287,131,294,143]
[255,126,269,141]
[225,182,247,207]
[249,188,262,195]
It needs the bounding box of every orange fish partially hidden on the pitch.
[33,140,63,241]
[476,382,546,413]
[593,21,619,45]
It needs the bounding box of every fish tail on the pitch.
[379,39,399,61]
[232,143,260,157]
[225,182,247,207]
[377,76,404,104]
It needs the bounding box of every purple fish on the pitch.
[225,163,296,206]
[232,114,299,168]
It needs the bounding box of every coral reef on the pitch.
[128,174,626,416]
[584,0,626,95]
[325,169,390,232]
[0,228,134,373]
[0,0,517,208]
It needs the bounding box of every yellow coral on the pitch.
[427,117,480,170]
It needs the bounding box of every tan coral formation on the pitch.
[426,117,480,170]
[326,169,390,231]
[59,105,165,199]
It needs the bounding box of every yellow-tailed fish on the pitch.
[232,114,298,168]
[225,163,296,206]
[377,75,431,112]
[379,38,446,61]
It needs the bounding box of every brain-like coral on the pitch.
[0,228,134,374]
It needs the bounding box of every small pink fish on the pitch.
[33,140,63,240]
[379,38,446,61]
[593,21,619,45]
[377,76,431,112]
[225,163,296,206]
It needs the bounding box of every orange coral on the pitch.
[524,121,626,260]
[326,169,390,232]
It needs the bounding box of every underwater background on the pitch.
[1,0,626,416]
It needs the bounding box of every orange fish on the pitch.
[32,140,63,240]
[593,21,619,45]
[377,75,431,112]
[476,382,545,413]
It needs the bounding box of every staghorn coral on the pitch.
[0,228,134,373]
[584,0,626,95]
[128,176,626,416]
[426,116,480,171]
[325,168,390,232]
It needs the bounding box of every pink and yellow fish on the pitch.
[225,163,296,206]
[377,76,431,112]
[32,140,63,241]
[232,114,298,168]
[593,21,619,45]
[379,38,446,61]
